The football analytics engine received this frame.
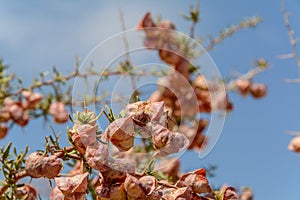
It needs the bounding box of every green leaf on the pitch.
[3,142,12,160]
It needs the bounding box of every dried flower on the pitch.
[54,172,88,197]
[25,152,62,178]
[235,79,251,96]
[105,117,134,152]
[49,102,69,123]
[85,142,109,172]
[162,186,193,200]
[96,183,127,200]
[152,123,189,157]
[250,83,267,99]
[288,136,300,153]
[22,91,43,109]
[176,168,212,194]
[136,12,156,30]
[222,186,239,200]
[124,174,146,200]
[8,102,29,126]
[15,184,37,200]
[69,123,98,154]
[157,20,176,30]
[0,124,8,139]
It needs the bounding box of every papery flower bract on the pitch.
[157,20,176,30]
[0,124,8,139]
[96,183,127,200]
[8,102,29,126]
[136,12,156,30]
[176,168,212,194]
[162,186,193,200]
[54,172,88,198]
[250,83,267,99]
[222,186,239,200]
[105,117,134,152]
[240,187,253,200]
[49,102,69,124]
[15,184,37,200]
[152,123,189,157]
[85,142,110,172]
[21,91,43,109]
[235,79,251,96]
[124,174,146,200]
[158,158,180,181]
[139,175,157,196]
[288,136,300,153]
[25,152,62,179]
[69,123,98,154]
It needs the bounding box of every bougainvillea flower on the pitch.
[152,123,189,157]
[96,183,127,200]
[49,101,69,123]
[235,79,251,96]
[55,172,88,196]
[176,168,212,194]
[85,142,110,172]
[15,184,37,200]
[0,124,8,139]
[136,12,156,30]
[25,152,62,179]
[222,186,239,200]
[69,123,98,154]
[162,186,193,200]
[250,83,267,99]
[126,101,165,125]
[105,117,134,152]
[21,91,43,109]
[8,102,29,126]
[124,174,147,200]
[288,136,300,153]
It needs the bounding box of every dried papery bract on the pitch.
[235,79,251,96]
[157,158,180,181]
[105,117,134,152]
[162,186,193,200]
[124,174,147,200]
[49,101,69,123]
[25,152,62,179]
[69,123,98,154]
[0,124,8,139]
[21,91,43,109]
[152,123,189,157]
[250,83,267,99]
[54,172,88,199]
[15,184,37,200]
[8,102,29,126]
[139,175,157,196]
[96,183,127,200]
[176,168,212,194]
[288,136,300,153]
[85,142,110,172]
[222,186,239,200]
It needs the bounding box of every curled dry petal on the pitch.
[55,172,89,195]
[250,83,267,99]
[105,117,134,152]
[25,152,62,178]
[124,174,146,200]
[50,186,86,200]
[0,124,8,139]
[158,158,180,181]
[176,168,211,194]
[288,136,300,153]
[96,183,127,200]
[15,184,37,200]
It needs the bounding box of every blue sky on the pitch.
[1,0,300,199]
